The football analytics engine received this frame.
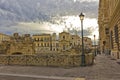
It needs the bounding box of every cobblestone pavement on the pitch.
[0,54,120,80]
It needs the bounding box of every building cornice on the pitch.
[110,1,120,27]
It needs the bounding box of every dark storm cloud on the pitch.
[40,0,99,18]
[0,0,98,21]
[0,0,98,34]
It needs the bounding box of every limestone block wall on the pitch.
[8,55,26,65]
[26,55,47,66]
[111,51,119,59]
[0,55,8,64]
[85,53,94,65]
[0,54,94,67]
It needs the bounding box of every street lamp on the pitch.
[79,13,85,66]
[94,35,96,56]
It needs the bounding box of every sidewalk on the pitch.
[116,59,120,63]
[89,54,120,80]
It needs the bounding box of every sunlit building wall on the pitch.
[59,31,71,51]
[7,33,35,55]
[32,34,51,54]
[83,37,92,50]
[98,0,120,59]
[70,35,81,47]
[51,33,59,51]
[0,33,10,44]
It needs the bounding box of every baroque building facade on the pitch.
[32,33,59,54]
[32,34,52,54]
[98,0,120,59]
[59,31,71,51]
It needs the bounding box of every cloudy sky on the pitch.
[0,0,99,39]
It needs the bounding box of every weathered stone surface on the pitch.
[7,33,35,55]
[0,54,94,67]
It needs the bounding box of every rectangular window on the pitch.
[110,31,113,49]
[114,26,119,43]
[47,37,49,41]
[47,43,49,47]
[114,25,119,50]
[38,43,39,47]
[45,43,46,47]
[41,38,43,41]
[41,43,43,47]
[105,28,109,34]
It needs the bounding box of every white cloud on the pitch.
[73,0,77,2]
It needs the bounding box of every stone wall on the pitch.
[111,51,119,59]
[0,53,94,67]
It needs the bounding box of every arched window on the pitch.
[63,36,65,39]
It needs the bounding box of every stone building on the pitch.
[7,33,35,55]
[32,33,59,54]
[0,33,10,54]
[84,37,92,51]
[59,31,92,54]
[59,31,71,51]
[98,0,120,59]
[32,34,51,54]
[0,41,10,54]
[70,35,81,48]
[51,33,59,51]
[0,33,10,44]
[0,32,93,55]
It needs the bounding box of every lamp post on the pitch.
[79,13,85,66]
[94,35,96,56]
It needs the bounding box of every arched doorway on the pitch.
[12,52,23,55]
